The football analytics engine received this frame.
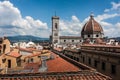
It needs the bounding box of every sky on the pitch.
[0,0,120,38]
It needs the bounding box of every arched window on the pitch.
[55,23,57,29]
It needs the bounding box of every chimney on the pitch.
[38,56,47,72]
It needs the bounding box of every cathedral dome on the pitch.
[81,15,103,36]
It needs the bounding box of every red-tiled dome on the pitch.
[81,15,103,35]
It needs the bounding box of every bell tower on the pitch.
[51,15,60,47]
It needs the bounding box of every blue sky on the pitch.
[10,0,113,22]
[0,0,120,38]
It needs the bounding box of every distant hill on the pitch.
[113,37,120,41]
[7,35,49,43]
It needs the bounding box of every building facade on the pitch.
[0,37,10,54]
[59,36,82,45]
[63,45,120,80]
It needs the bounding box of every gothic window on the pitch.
[55,23,58,29]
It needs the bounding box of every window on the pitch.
[54,40,58,43]
[102,62,106,71]
[54,33,58,36]
[111,64,116,74]
[88,35,90,37]
[96,34,99,37]
[8,60,11,68]
[0,40,2,44]
[55,23,58,29]
[88,58,91,65]
[94,60,98,68]
[64,40,66,42]
[80,40,81,42]
[72,40,74,42]
[31,58,34,62]
[83,56,85,63]
[77,58,79,61]
[3,44,6,53]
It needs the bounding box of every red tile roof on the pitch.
[7,52,21,58]
[0,71,111,80]
[81,15,103,35]
[47,52,80,72]
[24,62,41,73]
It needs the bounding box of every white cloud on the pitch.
[1,0,120,38]
[0,1,49,38]
[111,2,120,10]
[72,16,80,22]
[60,1,120,38]
[59,12,120,37]
[59,15,82,36]
[104,9,110,12]
[104,2,120,12]
[95,13,119,21]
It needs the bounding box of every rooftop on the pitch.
[81,15,103,35]
[47,52,80,72]
[0,71,111,80]
[6,52,21,58]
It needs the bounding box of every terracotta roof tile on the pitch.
[0,71,111,80]
[47,52,80,72]
[24,62,41,73]
[81,15,103,35]
[7,52,21,58]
